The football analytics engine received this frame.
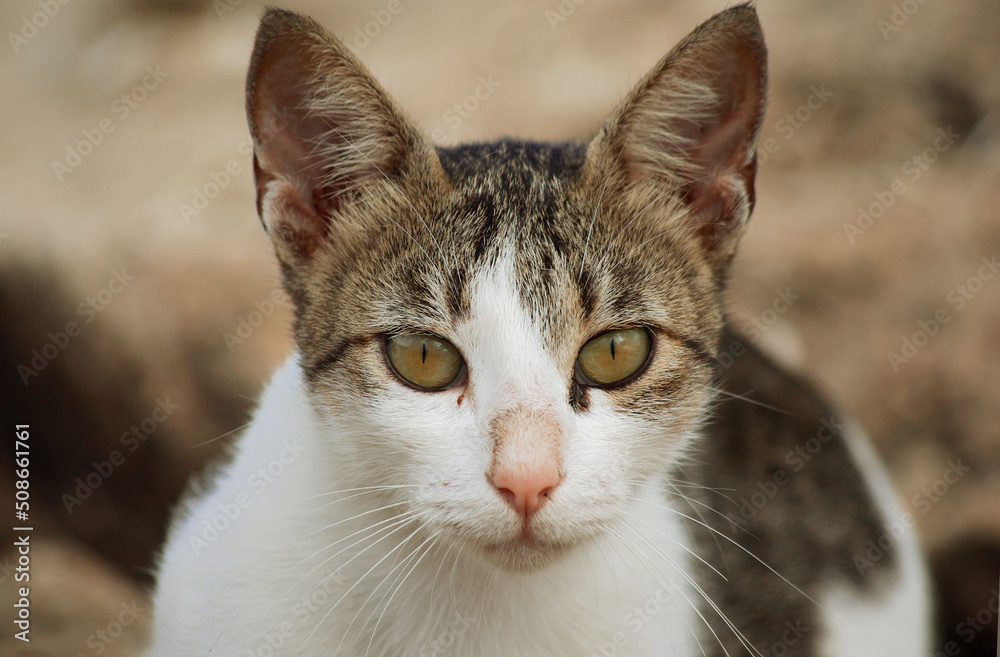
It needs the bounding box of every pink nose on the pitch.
[490,466,562,519]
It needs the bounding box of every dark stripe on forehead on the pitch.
[463,191,502,262]
[577,271,597,319]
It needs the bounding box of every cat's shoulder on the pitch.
[680,326,933,655]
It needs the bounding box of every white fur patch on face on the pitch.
[458,249,570,424]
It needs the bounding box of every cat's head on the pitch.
[246,5,766,571]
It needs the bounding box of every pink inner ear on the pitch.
[252,52,332,190]
[605,14,766,269]
[617,27,764,188]
[662,38,764,257]
[251,81,333,255]
[683,45,762,239]
[254,109,314,183]
[246,9,430,261]
[669,39,761,175]
[248,33,363,256]
[269,177,330,256]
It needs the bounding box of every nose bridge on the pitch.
[466,282,568,418]
[489,403,563,465]
[480,358,561,414]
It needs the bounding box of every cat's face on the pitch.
[287,143,724,570]
[246,7,765,570]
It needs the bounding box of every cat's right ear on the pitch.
[587,4,767,276]
[246,8,440,262]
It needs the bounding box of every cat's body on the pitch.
[148,6,932,656]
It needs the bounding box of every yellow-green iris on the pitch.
[386,334,464,389]
[577,328,651,386]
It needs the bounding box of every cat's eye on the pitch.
[576,328,652,387]
[385,334,465,390]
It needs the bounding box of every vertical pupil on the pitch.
[422,342,427,364]
[610,338,616,360]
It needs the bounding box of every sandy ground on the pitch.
[1,0,998,655]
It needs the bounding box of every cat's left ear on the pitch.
[588,4,767,274]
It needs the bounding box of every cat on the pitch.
[147,4,933,656]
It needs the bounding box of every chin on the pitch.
[470,528,583,572]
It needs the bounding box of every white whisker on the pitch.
[619,504,727,581]
[216,511,419,652]
[699,383,799,418]
[603,528,715,657]
[293,520,423,657]
[629,494,830,615]
[362,533,441,657]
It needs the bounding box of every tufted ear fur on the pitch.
[588,3,767,275]
[246,8,443,263]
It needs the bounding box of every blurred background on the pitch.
[1,0,998,655]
